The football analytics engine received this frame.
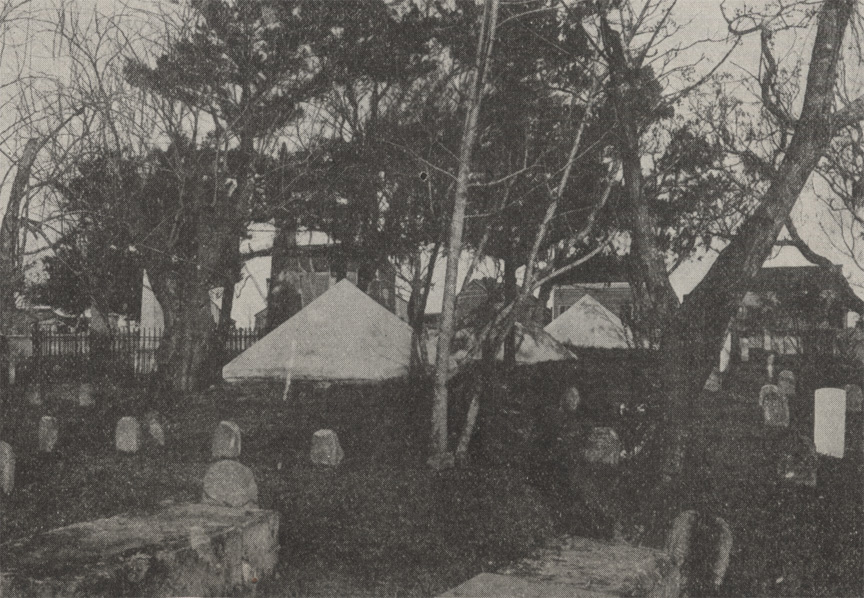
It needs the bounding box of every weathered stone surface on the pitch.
[740,339,750,362]
[38,416,58,452]
[563,386,581,412]
[115,417,141,453]
[778,370,796,399]
[146,412,166,447]
[583,427,621,466]
[666,510,696,567]
[212,421,242,459]
[0,503,279,597]
[760,387,789,428]
[845,384,863,413]
[777,433,817,487]
[77,383,94,407]
[766,353,775,381]
[703,368,722,392]
[202,460,258,508]
[1,441,14,494]
[814,388,846,458]
[310,429,344,467]
[494,536,679,598]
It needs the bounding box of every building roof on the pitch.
[555,284,633,319]
[749,266,863,312]
[222,279,413,382]
[545,295,634,349]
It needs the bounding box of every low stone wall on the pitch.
[441,535,680,598]
[0,503,279,597]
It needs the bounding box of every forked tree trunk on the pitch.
[267,216,303,332]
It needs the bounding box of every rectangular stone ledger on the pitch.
[0,503,279,597]
[442,536,680,598]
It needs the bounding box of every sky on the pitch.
[1,0,862,327]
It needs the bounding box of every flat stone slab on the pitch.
[0,503,279,597]
[441,536,679,598]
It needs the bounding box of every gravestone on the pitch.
[719,333,732,373]
[212,421,241,459]
[115,417,142,453]
[310,429,344,467]
[777,433,817,487]
[740,339,750,362]
[766,354,775,381]
[703,368,722,392]
[844,384,863,413]
[1,441,14,494]
[814,388,846,458]
[778,370,796,399]
[583,427,621,466]
[758,384,779,407]
[38,416,58,452]
[760,386,789,428]
[666,510,696,567]
[77,383,94,407]
[202,460,258,508]
[562,386,581,412]
[8,362,15,385]
[146,412,165,447]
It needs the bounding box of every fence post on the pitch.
[30,321,44,402]
[0,334,9,410]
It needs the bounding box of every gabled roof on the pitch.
[545,294,633,349]
[223,279,413,382]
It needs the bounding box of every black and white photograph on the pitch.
[0,0,862,596]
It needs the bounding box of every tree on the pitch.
[593,0,864,529]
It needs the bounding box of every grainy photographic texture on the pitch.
[1,1,863,596]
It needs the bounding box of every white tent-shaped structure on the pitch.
[425,322,576,367]
[544,294,634,349]
[223,279,413,382]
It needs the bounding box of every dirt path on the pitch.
[687,363,863,597]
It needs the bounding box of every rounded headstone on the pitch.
[844,384,863,413]
[766,353,775,381]
[758,384,778,407]
[115,417,142,453]
[202,459,258,508]
[760,387,789,428]
[0,441,14,494]
[38,416,58,452]
[78,383,95,407]
[666,510,697,567]
[212,421,241,459]
[563,386,581,412]
[583,427,621,465]
[310,429,344,467]
[740,339,750,362]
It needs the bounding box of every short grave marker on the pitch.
[202,460,258,508]
[212,421,241,459]
[778,370,796,399]
[583,427,621,466]
[146,412,165,447]
[38,416,58,452]
[0,441,14,494]
[563,386,581,412]
[25,386,41,406]
[777,433,817,487]
[115,416,142,453]
[766,354,775,381]
[703,368,722,392]
[814,388,846,458]
[740,339,750,362]
[759,386,789,428]
[845,384,863,413]
[310,429,344,467]
[77,383,94,407]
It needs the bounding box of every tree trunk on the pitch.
[150,265,217,393]
[430,0,500,469]
[503,255,517,367]
[0,138,41,333]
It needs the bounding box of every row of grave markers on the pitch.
[759,369,863,459]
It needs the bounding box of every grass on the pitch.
[1,360,862,597]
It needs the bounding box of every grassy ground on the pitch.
[1,359,861,596]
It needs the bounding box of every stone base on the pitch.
[1,503,279,597]
[441,536,679,598]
